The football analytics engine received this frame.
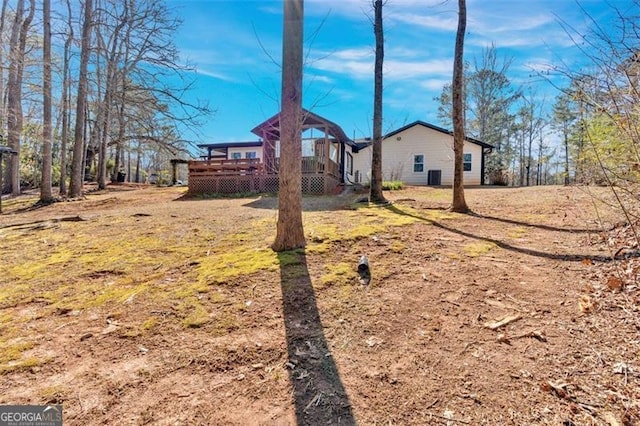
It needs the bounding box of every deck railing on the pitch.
[188,158,265,176]
[189,156,340,179]
[188,156,341,194]
[274,156,340,178]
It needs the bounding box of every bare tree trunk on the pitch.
[98,59,119,189]
[69,0,93,197]
[59,0,73,196]
[451,0,469,213]
[6,0,34,195]
[112,142,123,182]
[563,132,569,185]
[370,0,386,204]
[536,134,544,186]
[5,0,23,194]
[97,2,129,189]
[98,120,108,188]
[273,0,305,252]
[0,0,9,135]
[526,133,533,186]
[519,133,525,186]
[135,140,142,183]
[40,0,54,202]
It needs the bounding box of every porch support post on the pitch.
[339,141,345,183]
[262,131,274,173]
[171,160,178,185]
[324,125,329,174]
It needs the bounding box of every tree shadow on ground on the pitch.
[2,200,52,215]
[172,192,262,202]
[174,192,358,212]
[393,201,604,234]
[470,212,605,234]
[277,250,355,425]
[245,194,361,212]
[385,204,621,262]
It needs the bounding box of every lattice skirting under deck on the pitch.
[188,174,339,195]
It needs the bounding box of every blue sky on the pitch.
[166,0,616,147]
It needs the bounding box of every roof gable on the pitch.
[384,121,493,149]
[250,109,356,147]
[197,141,263,149]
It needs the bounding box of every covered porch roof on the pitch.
[250,109,356,149]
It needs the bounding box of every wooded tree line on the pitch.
[555,1,640,227]
[435,47,558,187]
[0,0,209,201]
[436,0,640,191]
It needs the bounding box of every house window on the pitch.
[330,144,338,162]
[245,151,257,159]
[231,152,242,160]
[463,153,472,171]
[413,155,424,173]
[346,152,353,175]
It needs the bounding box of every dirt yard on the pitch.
[0,184,638,425]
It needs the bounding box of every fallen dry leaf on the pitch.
[366,336,384,347]
[606,276,624,292]
[579,295,597,314]
[541,380,569,399]
[602,411,621,426]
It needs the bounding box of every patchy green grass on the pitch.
[182,301,210,328]
[0,340,35,365]
[463,241,497,257]
[141,317,158,331]
[0,189,465,366]
[508,227,528,239]
[382,181,405,191]
[389,240,406,253]
[319,262,354,289]
[0,357,42,375]
[38,385,69,404]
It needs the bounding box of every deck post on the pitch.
[324,125,330,174]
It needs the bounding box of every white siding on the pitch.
[350,124,485,186]
[227,146,263,160]
[352,144,372,184]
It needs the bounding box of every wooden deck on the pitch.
[188,158,265,176]
[188,157,341,195]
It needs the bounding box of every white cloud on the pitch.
[469,14,554,34]
[386,59,452,79]
[305,0,450,21]
[387,46,429,59]
[419,78,451,91]
[311,57,373,79]
[468,36,544,48]
[193,67,236,82]
[520,60,555,73]
[391,13,457,31]
[305,74,335,84]
[310,53,452,82]
[331,47,374,60]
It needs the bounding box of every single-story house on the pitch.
[352,121,493,186]
[188,114,493,194]
[198,141,264,162]
[189,110,361,194]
